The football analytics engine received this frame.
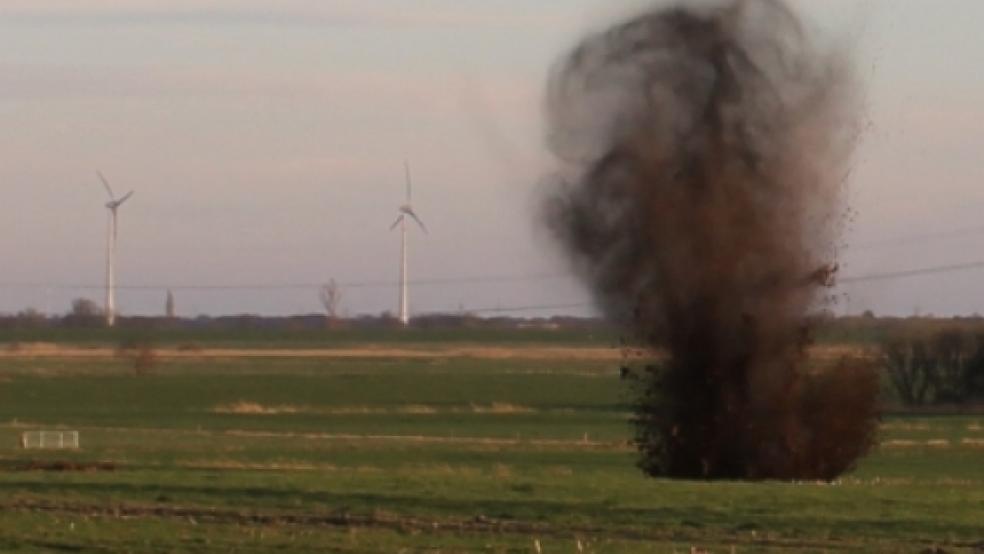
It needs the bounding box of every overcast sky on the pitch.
[2,0,983,318]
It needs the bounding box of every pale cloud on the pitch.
[0,62,539,130]
[0,1,563,30]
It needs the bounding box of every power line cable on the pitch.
[0,272,573,291]
[839,260,984,284]
[3,258,984,294]
[850,224,984,250]
[454,302,592,314]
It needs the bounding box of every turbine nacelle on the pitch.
[396,206,427,233]
[106,191,134,210]
[390,164,427,233]
[98,172,134,210]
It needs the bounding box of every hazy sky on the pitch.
[2,0,984,318]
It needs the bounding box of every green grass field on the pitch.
[0,325,617,349]
[0,345,981,552]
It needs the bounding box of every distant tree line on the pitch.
[0,298,607,333]
[881,326,984,407]
[7,299,984,407]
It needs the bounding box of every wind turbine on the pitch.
[389,162,427,326]
[97,171,134,327]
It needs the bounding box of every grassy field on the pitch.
[0,325,617,349]
[0,316,891,349]
[0,342,981,552]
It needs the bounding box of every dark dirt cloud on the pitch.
[544,0,877,480]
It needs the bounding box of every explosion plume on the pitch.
[544,0,878,480]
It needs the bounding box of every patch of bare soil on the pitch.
[881,439,957,449]
[179,460,323,471]
[213,402,301,415]
[0,342,869,363]
[469,403,536,414]
[882,422,932,431]
[212,402,537,416]
[219,429,632,451]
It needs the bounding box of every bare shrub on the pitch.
[320,279,343,328]
[882,335,935,406]
[133,345,157,376]
[881,327,984,406]
[117,339,157,376]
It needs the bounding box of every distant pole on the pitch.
[105,208,116,327]
[390,160,424,326]
[320,280,342,325]
[96,171,132,327]
[165,289,175,319]
[399,216,409,325]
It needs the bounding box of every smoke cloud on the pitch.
[544,0,878,480]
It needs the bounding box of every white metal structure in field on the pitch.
[97,171,134,327]
[389,162,427,326]
[21,430,80,450]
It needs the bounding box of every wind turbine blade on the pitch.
[404,161,412,204]
[389,214,404,231]
[97,171,115,200]
[407,210,428,234]
[116,191,134,206]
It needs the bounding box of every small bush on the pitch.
[117,339,157,376]
[133,346,157,376]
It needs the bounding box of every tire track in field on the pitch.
[7,498,965,552]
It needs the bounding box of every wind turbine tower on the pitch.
[97,172,134,327]
[389,162,427,326]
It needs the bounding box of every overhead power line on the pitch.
[852,224,984,250]
[839,260,984,284]
[0,272,572,292]
[3,258,984,294]
[463,302,592,314]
